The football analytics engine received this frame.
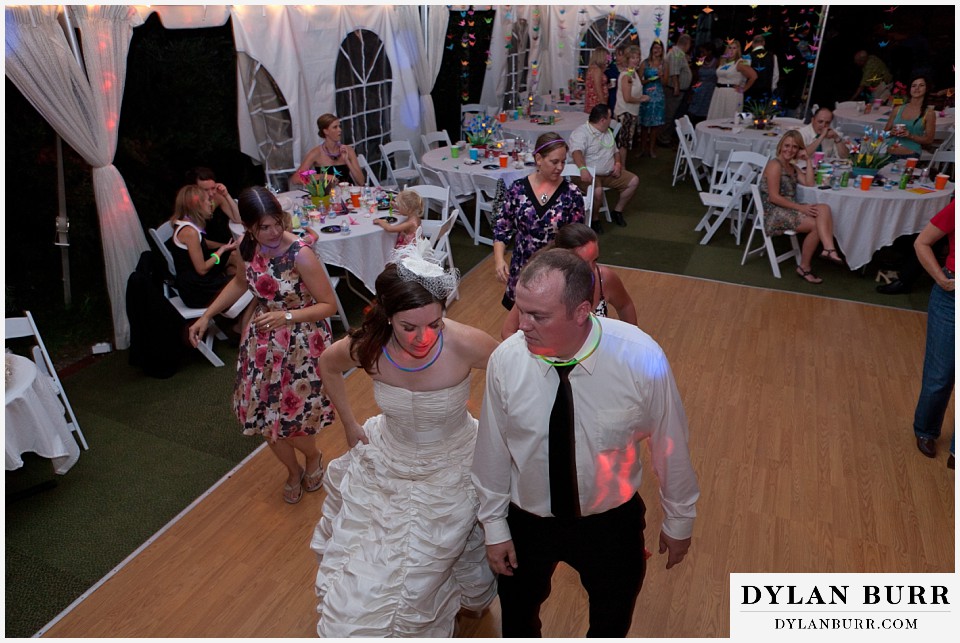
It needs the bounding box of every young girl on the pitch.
[373,190,422,248]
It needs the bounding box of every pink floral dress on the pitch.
[233,239,335,441]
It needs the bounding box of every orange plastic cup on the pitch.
[859,175,874,191]
[498,112,507,123]
[935,174,950,190]
[905,157,918,170]
[349,189,361,208]
[499,154,508,168]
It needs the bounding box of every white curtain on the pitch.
[5,5,146,350]
[411,6,450,136]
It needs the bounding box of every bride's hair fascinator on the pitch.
[392,228,460,301]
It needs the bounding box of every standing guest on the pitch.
[373,189,422,248]
[613,46,649,166]
[743,35,779,103]
[500,222,638,338]
[687,42,719,126]
[492,133,585,310]
[311,243,498,637]
[473,248,700,637]
[184,166,241,244]
[189,186,339,505]
[569,104,639,230]
[760,131,842,284]
[167,185,242,308]
[706,40,757,120]
[884,76,937,158]
[797,107,850,159]
[849,50,893,103]
[584,48,611,115]
[637,40,667,159]
[605,44,627,111]
[291,113,365,187]
[660,34,693,145]
[911,202,954,467]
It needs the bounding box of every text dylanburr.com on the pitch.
[730,573,957,640]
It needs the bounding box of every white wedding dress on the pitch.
[310,377,496,637]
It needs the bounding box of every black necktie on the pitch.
[549,364,580,519]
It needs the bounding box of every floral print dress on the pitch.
[233,239,335,441]
[494,177,585,305]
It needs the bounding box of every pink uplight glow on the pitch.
[589,444,639,512]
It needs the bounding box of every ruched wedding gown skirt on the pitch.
[310,377,496,637]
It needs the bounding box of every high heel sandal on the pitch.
[820,248,844,265]
[796,266,823,284]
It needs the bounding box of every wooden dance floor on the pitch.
[44,259,954,638]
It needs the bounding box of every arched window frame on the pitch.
[576,16,634,95]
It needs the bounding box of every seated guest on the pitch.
[798,107,849,159]
[570,104,639,231]
[500,222,638,338]
[760,131,842,284]
[884,76,937,158]
[291,113,365,187]
[168,185,241,308]
[184,166,241,244]
[373,189,422,248]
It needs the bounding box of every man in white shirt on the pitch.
[472,249,700,637]
[569,104,639,230]
[797,107,850,159]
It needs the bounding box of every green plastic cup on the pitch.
[450,145,459,159]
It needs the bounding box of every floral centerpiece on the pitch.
[299,167,340,205]
[849,127,892,174]
[743,97,780,129]
[890,81,907,106]
[464,113,501,147]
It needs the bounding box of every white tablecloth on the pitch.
[501,111,589,146]
[797,180,955,271]
[5,354,80,474]
[832,104,954,141]
[421,146,531,198]
[694,117,805,165]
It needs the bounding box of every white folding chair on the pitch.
[672,115,706,190]
[595,122,621,223]
[379,141,420,191]
[562,163,595,226]
[421,213,460,305]
[927,131,955,176]
[709,138,753,192]
[420,130,453,152]
[418,164,476,239]
[148,223,254,367]
[471,174,501,246]
[408,184,452,223]
[356,153,381,188]
[5,311,89,450]
[316,261,351,333]
[741,184,802,278]
[694,162,758,245]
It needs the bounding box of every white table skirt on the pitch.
[832,104,954,141]
[796,180,955,271]
[694,117,804,165]
[421,147,531,198]
[5,354,80,474]
[501,111,589,146]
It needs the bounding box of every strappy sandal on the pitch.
[283,468,305,504]
[796,266,823,284]
[820,248,844,265]
[304,457,324,493]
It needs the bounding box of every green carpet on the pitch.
[4,151,930,637]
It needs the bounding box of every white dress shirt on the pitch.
[568,122,618,176]
[798,122,845,158]
[472,317,700,545]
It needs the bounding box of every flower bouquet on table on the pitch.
[743,97,780,129]
[299,167,341,204]
[464,113,502,147]
[849,127,892,175]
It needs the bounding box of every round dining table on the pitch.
[832,103,955,141]
[693,117,804,165]
[5,353,80,474]
[420,146,531,199]
[796,174,955,271]
[500,110,589,146]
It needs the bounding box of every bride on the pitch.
[311,235,498,637]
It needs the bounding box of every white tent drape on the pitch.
[411,6,450,136]
[5,5,146,349]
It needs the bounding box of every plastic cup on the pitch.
[813,151,825,165]
[469,148,478,161]
[349,188,361,208]
[935,174,950,190]
[499,154,508,168]
[905,157,918,170]
[450,144,459,159]
[859,175,874,191]
[498,112,507,123]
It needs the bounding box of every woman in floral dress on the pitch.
[492,132,585,315]
[638,40,667,158]
[190,186,340,504]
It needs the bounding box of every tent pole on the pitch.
[801,5,830,120]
